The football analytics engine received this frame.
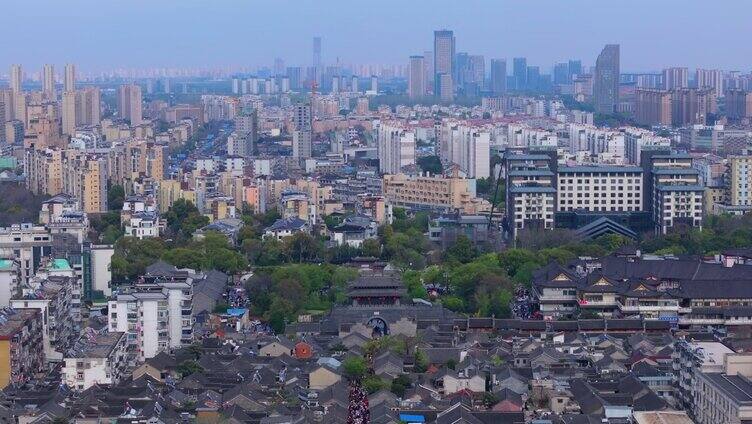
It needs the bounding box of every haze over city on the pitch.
[3,2,752,424]
[3,0,752,73]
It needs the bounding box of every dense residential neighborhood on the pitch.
[2,5,752,422]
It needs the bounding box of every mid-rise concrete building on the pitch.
[11,272,77,362]
[642,151,703,234]
[556,166,643,213]
[62,331,128,391]
[0,223,52,285]
[382,170,490,214]
[108,275,193,364]
[504,152,557,239]
[378,122,416,174]
[624,128,671,165]
[0,308,44,389]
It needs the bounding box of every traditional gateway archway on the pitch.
[366,316,389,337]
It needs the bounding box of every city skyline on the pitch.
[2,0,751,74]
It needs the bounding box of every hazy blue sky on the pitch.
[3,0,751,74]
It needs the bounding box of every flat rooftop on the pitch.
[0,309,40,339]
[68,331,126,358]
[689,341,734,365]
[701,372,752,404]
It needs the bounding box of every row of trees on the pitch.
[111,232,248,282]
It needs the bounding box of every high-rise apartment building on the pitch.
[377,122,416,175]
[10,65,22,93]
[726,89,752,121]
[662,67,689,90]
[61,87,101,136]
[408,55,426,100]
[61,91,77,136]
[671,88,716,127]
[292,102,312,159]
[695,68,723,98]
[64,64,75,92]
[593,44,620,114]
[42,64,55,99]
[117,84,142,126]
[635,89,673,127]
[79,87,102,126]
[433,29,455,101]
[456,125,490,179]
[0,90,12,132]
[233,109,258,158]
[25,148,108,212]
[490,59,507,95]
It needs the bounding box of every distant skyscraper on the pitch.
[526,66,540,92]
[593,44,620,114]
[371,75,378,93]
[273,58,285,76]
[64,64,75,92]
[490,59,506,95]
[286,67,302,91]
[663,67,689,90]
[454,52,469,88]
[423,51,434,94]
[438,73,453,103]
[313,36,322,68]
[10,65,22,93]
[331,75,340,93]
[553,63,570,85]
[351,75,359,93]
[513,58,527,91]
[466,55,485,95]
[433,29,455,100]
[117,84,143,126]
[408,55,426,100]
[42,64,55,98]
[568,60,582,78]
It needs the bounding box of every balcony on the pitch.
[678,318,724,325]
[618,301,679,313]
[578,298,618,308]
[538,294,578,302]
